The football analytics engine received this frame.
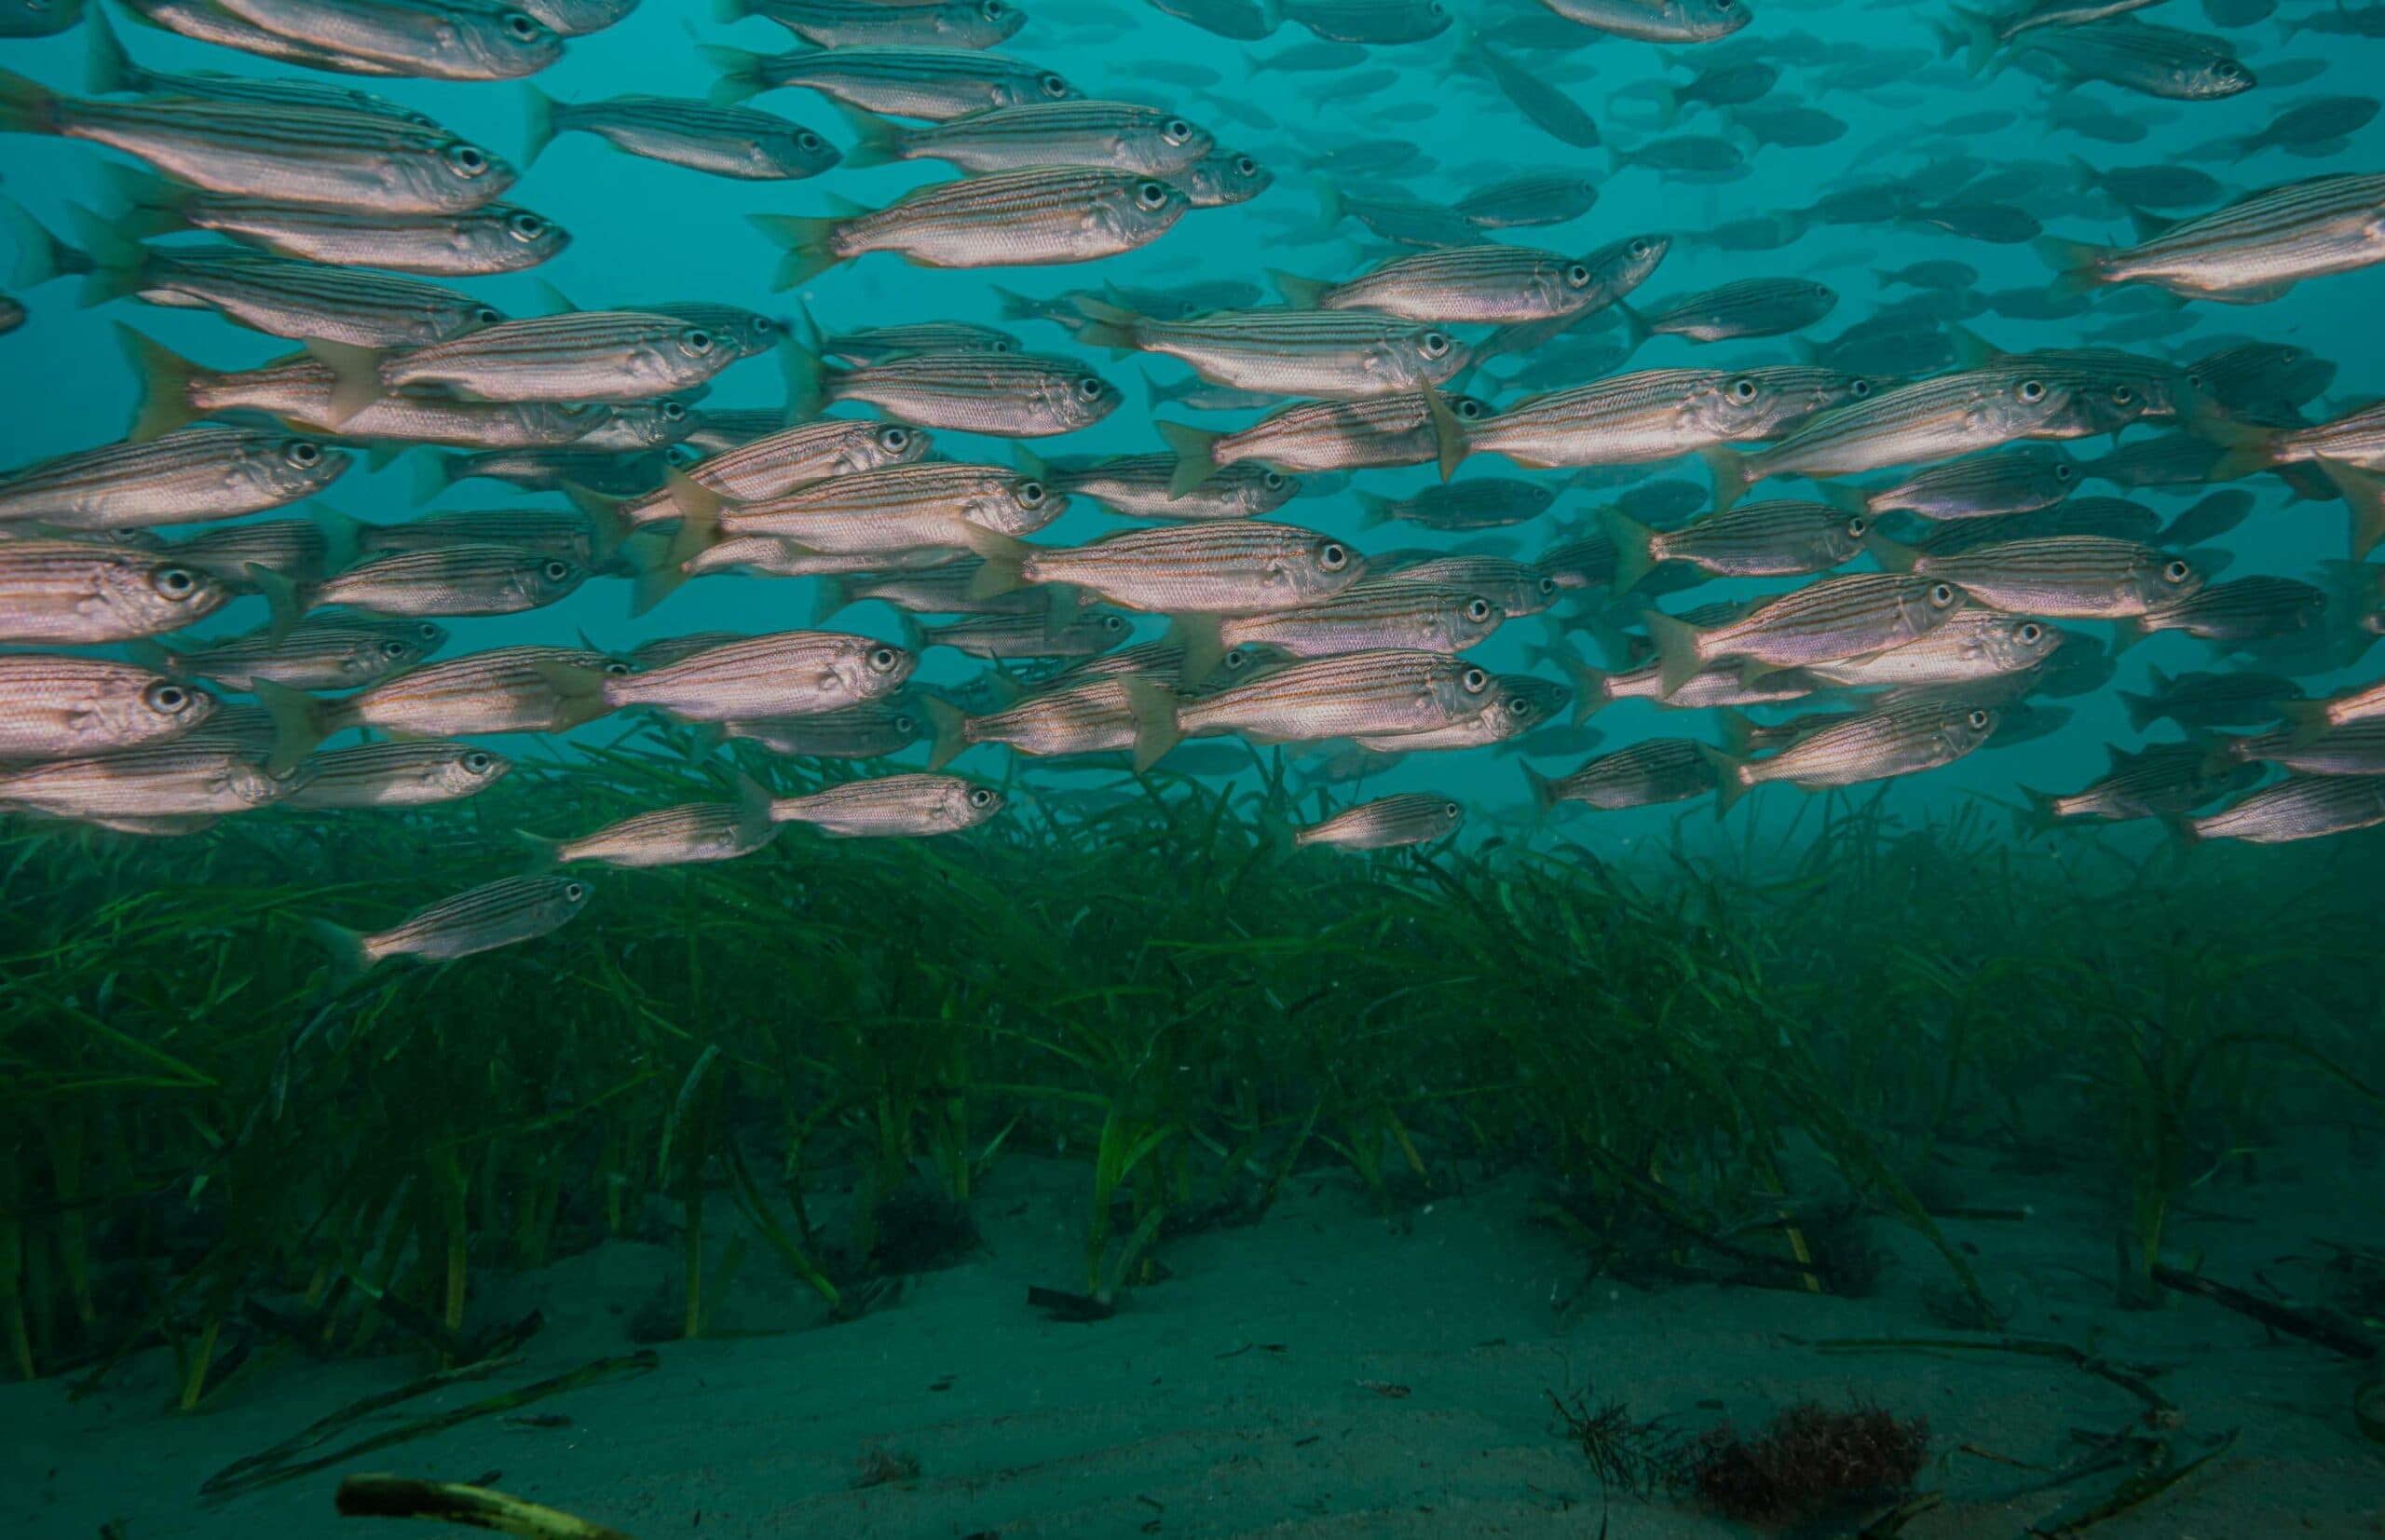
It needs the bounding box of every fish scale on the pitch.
[1177,648,1490,742]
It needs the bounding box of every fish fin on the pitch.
[252,679,331,775]
[777,336,827,417]
[1944,322,2001,370]
[1698,743,1751,815]
[528,277,576,316]
[62,202,146,306]
[2,198,88,289]
[572,491,630,569]
[2122,205,2174,245]
[922,696,970,771]
[242,562,306,645]
[1814,480,1868,515]
[1068,295,1142,355]
[990,285,1042,323]
[1556,656,1610,727]
[714,0,753,21]
[95,162,182,239]
[1125,678,1180,773]
[1155,418,1222,498]
[0,67,63,137]
[528,658,615,730]
[1352,490,1393,530]
[304,339,387,428]
[520,83,561,167]
[2199,417,2281,481]
[411,450,457,505]
[1615,301,1652,358]
[961,529,1031,596]
[730,771,774,847]
[810,575,852,625]
[748,214,848,291]
[699,44,768,104]
[1946,6,1999,75]
[662,465,726,524]
[84,4,135,95]
[2312,457,2385,561]
[115,321,202,442]
[1268,268,1329,308]
[1596,504,1660,593]
[517,830,564,872]
[1520,763,1560,815]
[2109,616,2145,654]
[304,918,374,984]
[830,102,903,170]
[2277,698,2330,748]
[1167,614,1227,682]
[1697,444,1752,515]
[632,530,698,616]
[1641,607,1707,699]
[2014,784,2060,838]
[893,610,927,658]
[1862,528,1921,572]
[1425,388,1465,483]
[2118,690,2156,733]
[2035,235,2113,300]
[310,504,363,576]
[1308,176,1344,241]
[124,637,174,675]
[1712,708,1759,756]
[2157,811,2201,850]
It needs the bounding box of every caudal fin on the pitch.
[700,44,769,104]
[61,202,145,306]
[84,6,141,96]
[2,198,91,289]
[1165,614,1228,683]
[1697,444,1754,515]
[2312,456,2385,561]
[777,338,827,417]
[1640,606,1709,699]
[252,679,333,775]
[1596,504,1662,593]
[922,696,972,771]
[521,83,563,166]
[1068,296,1143,355]
[2036,235,2115,300]
[304,918,375,985]
[1697,743,1753,814]
[1155,418,1223,498]
[115,322,203,442]
[1124,677,1180,773]
[0,68,65,138]
[748,214,849,291]
[303,339,388,428]
[1268,268,1330,308]
[830,102,906,170]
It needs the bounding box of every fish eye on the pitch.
[1536,575,1558,595]
[382,639,410,657]
[1565,263,1591,286]
[2018,621,2043,643]
[894,714,916,733]
[503,10,539,40]
[681,327,715,355]
[1461,666,1489,693]
[2112,384,2134,404]
[542,559,571,581]
[1017,479,1048,507]
[1967,708,1989,729]
[1164,117,1192,143]
[1849,378,1873,399]
[2017,378,2046,402]
[1076,375,1106,400]
[983,0,1005,17]
[748,316,778,336]
[1928,581,1957,606]
[1261,470,1285,490]
[416,622,441,640]
[1847,515,1869,537]
[152,566,199,599]
[1233,155,1257,175]
[1506,696,1529,714]
[1135,180,1169,210]
[1040,72,1070,98]
[143,681,189,713]
[1728,376,1759,402]
[661,400,688,420]
[1455,398,1484,419]
[1104,615,1127,632]
[868,646,900,672]
[797,129,824,151]
[284,439,323,468]
[1443,799,1461,818]
[1629,238,1652,258]
[969,786,996,809]
[2162,558,2192,582]
[2053,463,2077,483]
[564,882,587,902]
[465,751,494,772]
[666,443,699,466]
[474,306,503,325]
[603,659,634,675]
[879,426,912,451]
[1465,597,1492,622]
[445,143,490,177]
[1419,330,1451,360]
[1317,541,1349,571]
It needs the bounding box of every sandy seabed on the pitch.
[6,1132,2382,1540]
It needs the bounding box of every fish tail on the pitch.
[1165,614,1228,682]
[2014,784,2061,838]
[97,163,184,240]
[2312,456,2385,561]
[1425,387,1465,483]
[1307,176,1344,241]
[1640,606,1708,699]
[1814,481,1868,516]
[990,285,1043,323]
[1861,527,1921,572]
[1556,654,1611,728]
[1712,708,1760,757]
[2035,235,2113,300]
[1698,743,1752,815]
[810,575,852,626]
[1068,295,1142,355]
[115,321,203,442]
[713,0,754,20]
[2277,698,2331,748]
[1268,268,1329,308]
[2199,417,2283,481]
[61,202,144,306]
[303,339,388,429]
[2109,616,2145,654]
[922,695,971,771]
[516,830,565,873]
[520,83,562,167]
[777,335,827,416]
[1155,418,1222,498]
[413,450,459,505]
[84,5,137,95]
[1521,764,1560,814]
[748,213,848,291]
[310,504,364,577]
[1352,490,1393,530]
[304,918,374,984]
[252,679,332,774]
[830,102,903,170]
[639,521,708,615]
[527,657,617,730]
[1946,7,1999,75]
[961,526,1032,596]
[2157,811,2201,850]
[1596,504,1661,593]
[699,44,769,104]
[1614,300,1652,359]
[1697,444,1752,514]
[0,68,64,137]
[2,198,89,289]
[1124,677,1180,774]
[242,561,309,645]
[2118,690,2157,734]
[572,488,632,568]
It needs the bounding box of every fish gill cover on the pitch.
[0,0,2381,1533]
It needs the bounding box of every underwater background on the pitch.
[3,0,2385,1535]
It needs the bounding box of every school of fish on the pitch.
[2,0,2382,969]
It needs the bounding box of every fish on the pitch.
[1021,452,1294,522]
[1269,234,1668,326]
[1171,583,1504,673]
[1356,480,1554,531]
[1156,393,1486,492]
[536,780,780,868]
[2212,719,2385,778]
[0,740,304,823]
[307,311,739,425]
[1368,555,1559,619]
[1,425,346,531]
[1534,0,1750,43]
[703,44,1076,119]
[0,655,214,761]
[1073,303,1465,401]
[523,89,840,180]
[0,538,232,644]
[310,876,593,974]
[658,461,1059,590]
[1869,532,2203,618]
[1453,174,1601,228]
[2119,666,2303,730]
[837,99,1213,175]
[281,739,510,810]
[1642,572,1968,696]
[1706,699,2000,811]
[614,420,927,531]
[258,544,588,624]
[924,675,1174,766]
[2039,174,2385,301]
[1291,793,1463,851]
[2119,574,2328,647]
[724,701,934,760]
[254,646,634,769]
[783,348,1118,437]
[200,0,564,80]
[974,521,1365,615]
[557,631,911,725]
[1355,674,1569,751]
[2179,775,2385,844]
[767,771,1004,836]
[2010,18,2254,102]
[1806,612,2065,688]
[753,168,1188,286]
[1150,649,1499,768]
[145,613,446,692]
[1601,500,1867,592]
[107,170,571,277]
[906,607,1135,661]
[1847,445,2079,521]
[1457,368,1795,472]
[1523,737,1719,811]
[1620,277,1837,350]
[720,0,1025,49]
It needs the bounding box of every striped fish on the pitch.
[1707,700,1999,812]
[1292,793,1464,851]
[911,608,1134,661]
[2018,743,2257,828]
[978,521,1366,615]
[2184,775,2385,845]
[1601,499,1865,591]
[1356,479,1552,531]
[1850,445,2079,521]
[353,507,606,566]
[1183,582,1505,666]
[1870,532,2202,619]
[1362,554,1556,618]
[1457,368,1784,471]
[727,0,1025,50]
[0,538,231,644]
[116,0,412,75]
[286,741,509,809]
[517,0,637,34]
[1273,237,1663,325]
[114,174,570,277]
[753,168,1187,287]
[840,100,1214,175]
[1523,738,1718,811]
[1167,649,1495,756]
[254,646,634,769]
[2213,720,2385,778]
[2122,576,2326,647]
[87,239,504,349]
[614,420,927,529]
[1157,393,1487,494]
[270,544,587,623]
[0,425,346,528]
[1806,612,2065,688]
[204,0,562,80]
[84,7,435,120]
[148,613,446,692]
[724,701,933,760]
[0,741,301,821]
[2041,173,2385,300]
[0,655,213,761]
[1179,149,1274,208]
[767,772,1004,837]
[925,675,1170,766]
[818,560,1061,620]
[1354,675,1569,751]
[1623,277,1838,348]
[1539,0,1745,39]
[541,784,779,869]
[585,631,914,722]
[1642,572,1968,696]
[1561,653,1822,722]
[2013,18,2253,102]
[136,516,344,586]
[808,317,1019,366]
[784,348,1119,438]
[524,89,840,180]
[0,72,517,211]
[663,461,1059,572]
[313,311,738,424]
[315,877,592,974]
[1072,303,1465,400]
[703,44,1076,120]
[1026,452,1294,521]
